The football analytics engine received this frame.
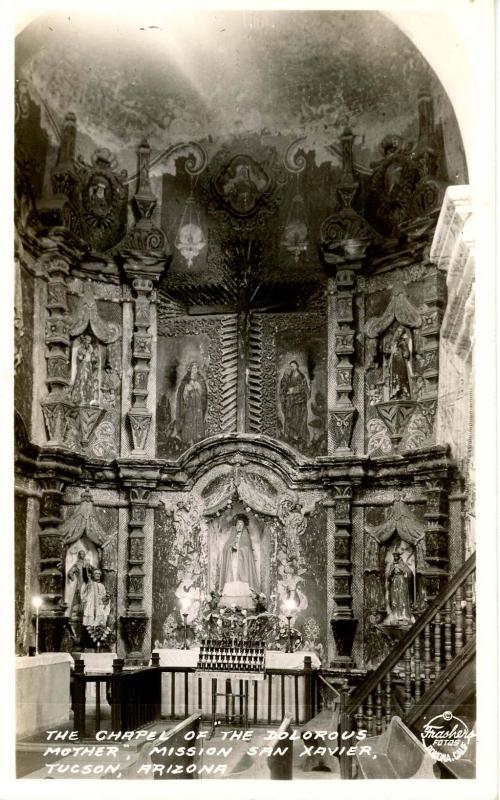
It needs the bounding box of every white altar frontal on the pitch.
[16,653,73,738]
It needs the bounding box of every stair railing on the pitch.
[339,552,475,779]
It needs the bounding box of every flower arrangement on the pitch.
[85,623,114,650]
[199,589,300,649]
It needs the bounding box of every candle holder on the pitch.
[283,595,297,653]
[286,616,293,653]
[179,597,191,650]
[32,596,43,656]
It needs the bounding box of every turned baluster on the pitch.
[433,611,442,677]
[423,623,431,691]
[414,635,421,702]
[454,584,464,652]
[404,648,412,713]
[444,599,453,663]
[384,673,392,728]
[465,575,474,642]
[366,693,374,736]
[375,683,383,734]
[355,705,365,734]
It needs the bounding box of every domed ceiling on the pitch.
[16,10,467,181]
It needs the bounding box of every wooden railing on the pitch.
[338,553,476,779]
[158,656,317,725]
[72,655,162,738]
[72,654,318,735]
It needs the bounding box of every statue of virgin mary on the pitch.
[219,514,259,609]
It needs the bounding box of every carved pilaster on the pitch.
[127,278,154,454]
[330,482,358,665]
[419,270,446,410]
[37,478,67,651]
[122,486,150,662]
[329,267,360,452]
[421,476,449,601]
[41,253,72,446]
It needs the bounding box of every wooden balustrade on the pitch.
[72,658,162,738]
[338,553,475,779]
[72,656,318,735]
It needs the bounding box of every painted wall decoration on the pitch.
[255,312,327,454]
[59,489,118,650]
[157,316,236,456]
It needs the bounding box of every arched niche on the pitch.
[152,461,326,652]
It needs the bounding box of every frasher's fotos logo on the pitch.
[421,711,475,763]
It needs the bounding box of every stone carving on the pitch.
[366,92,447,237]
[204,143,285,231]
[50,114,128,252]
[213,154,273,217]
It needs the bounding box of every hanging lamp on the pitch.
[175,177,206,267]
[281,174,309,262]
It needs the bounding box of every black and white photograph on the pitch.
[4,1,497,798]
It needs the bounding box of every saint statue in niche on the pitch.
[100,362,120,407]
[279,360,310,448]
[176,362,208,447]
[384,326,413,400]
[81,567,111,628]
[71,334,100,405]
[64,545,97,620]
[384,550,415,626]
[219,514,259,609]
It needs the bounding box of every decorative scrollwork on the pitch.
[283,137,307,174]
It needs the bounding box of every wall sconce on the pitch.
[32,596,43,656]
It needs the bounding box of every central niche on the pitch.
[151,465,328,656]
[207,505,270,609]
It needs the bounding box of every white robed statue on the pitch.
[81,568,110,627]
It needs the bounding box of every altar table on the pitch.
[16,653,73,738]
